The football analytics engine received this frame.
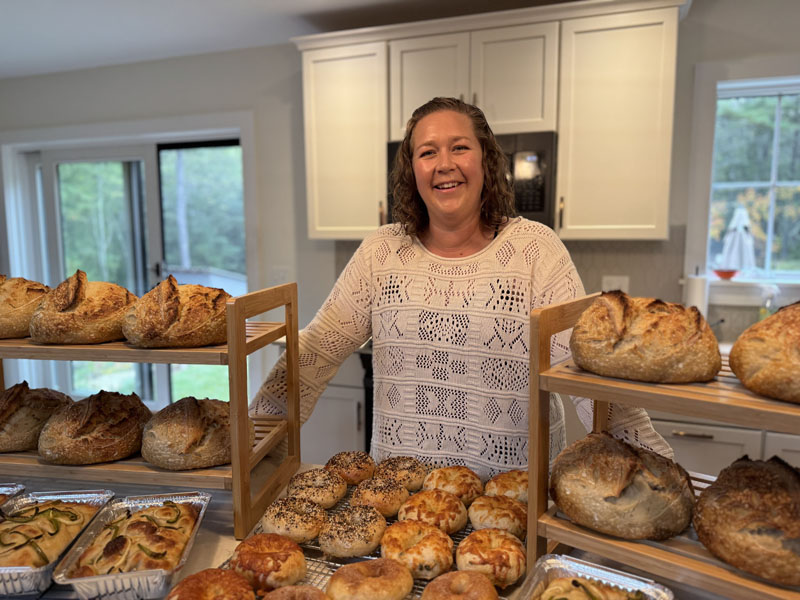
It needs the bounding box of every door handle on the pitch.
[671,430,714,440]
[357,401,363,432]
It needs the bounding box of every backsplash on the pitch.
[706,304,759,344]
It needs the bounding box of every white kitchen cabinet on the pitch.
[301,42,388,239]
[556,8,677,240]
[301,384,365,465]
[651,419,763,476]
[764,431,800,468]
[389,23,558,140]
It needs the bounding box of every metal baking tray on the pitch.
[53,491,211,600]
[520,554,674,600]
[0,483,25,507]
[0,489,115,599]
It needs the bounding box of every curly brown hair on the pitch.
[390,97,516,238]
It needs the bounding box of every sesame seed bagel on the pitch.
[349,477,409,517]
[397,489,467,534]
[287,468,347,509]
[261,497,326,544]
[422,466,483,506]
[374,456,428,492]
[318,506,387,558]
[380,520,453,580]
[324,451,376,485]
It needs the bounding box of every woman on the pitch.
[251,97,670,479]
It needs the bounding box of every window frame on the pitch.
[0,111,264,395]
[684,54,800,307]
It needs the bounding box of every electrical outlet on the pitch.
[601,275,630,293]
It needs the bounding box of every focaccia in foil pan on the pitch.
[0,483,25,507]
[522,554,673,600]
[0,489,114,599]
[53,491,210,600]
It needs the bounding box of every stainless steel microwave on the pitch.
[386,131,557,229]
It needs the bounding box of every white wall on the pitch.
[0,43,337,328]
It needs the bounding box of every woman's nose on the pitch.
[436,151,454,171]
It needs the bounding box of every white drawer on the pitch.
[763,431,800,468]
[651,419,763,477]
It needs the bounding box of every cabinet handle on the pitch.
[357,401,363,432]
[671,430,714,440]
[558,197,564,229]
[459,93,465,102]
[472,92,477,105]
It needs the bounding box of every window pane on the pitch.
[71,362,142,398]
[778,94,800,181]
[171,364,230,402]
[708,186,768,271]
[772,186,800,272]
[159,145,246,293]
[712,96,777,183]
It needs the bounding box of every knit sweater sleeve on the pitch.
[532,229,674,460]
[249,236,374,424]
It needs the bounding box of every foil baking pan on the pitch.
[53,491,211,600]
[0,489,115,599]
[520,554,673,600]
[0,483,25,507]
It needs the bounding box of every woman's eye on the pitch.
[418,150,434,158]
[453,145,469,151]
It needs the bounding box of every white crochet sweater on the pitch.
[250,217,672,480]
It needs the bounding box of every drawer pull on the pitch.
[671,430,714,440]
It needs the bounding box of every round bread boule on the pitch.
[381,519,453,580]
[455,528,526,589]
[229,533,306,594]
[0,382,72,452]
[0,275,49,339]
[166,568,255,600]
[326,558,413,600]
[549,432,695,541]
[420,571,499,600]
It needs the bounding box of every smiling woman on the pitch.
[251,97,672,479]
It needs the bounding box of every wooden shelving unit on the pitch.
[0,283,301,539]
[528,293,800,600]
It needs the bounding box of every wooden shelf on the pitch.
[0,283,301,539]
[0,321,285,365]
[528,292,800,600]
[540,360,800,435]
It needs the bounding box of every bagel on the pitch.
[229,533,306,593]
[455,528,526,589]
[318,506,387,557]
[263,585,331,599]
[287,468,347,509]
[397,489,467,534]
[324,451,376,484]
[261,497,326,544]
[420,571,499,600]
[350,477,409,517]
[484,469,528,504]
[326,558,413,600]
[468,495,527,540]
[374,456,428,491]
[166,568,255,600]
[381,520,453,579]
[422,466,483,506]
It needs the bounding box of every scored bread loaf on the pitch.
[141,397,254,470]
[29,270,137,344]
[694,455,800,586]
[0,275,49,338]
[38,390,151,465]
[549,432,695,540]
[0,381,72,452]
[122,275,231,348]
[729,301,800,404]
[569,290,721,383]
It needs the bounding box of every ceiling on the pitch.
[0,0,577,81]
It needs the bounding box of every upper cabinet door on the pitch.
[557,8,677,240]
[470,22,559,134]
[389,33,470,141]
[302,42,388,239]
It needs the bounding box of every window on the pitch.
[708,82,800,277]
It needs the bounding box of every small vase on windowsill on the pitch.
[713,269,738,280]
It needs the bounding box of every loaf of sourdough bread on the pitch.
[0,275,49,338]
[0,381,72,452]
[142,397,254,470]
[122,275,230,348]
[29,270,137,344]
[729,301,800,404]
[38,390,151,464]
[694,455,800,586]
[569,290,721,383]
[549,432,694,540]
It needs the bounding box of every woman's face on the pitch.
[411,110,484,228]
